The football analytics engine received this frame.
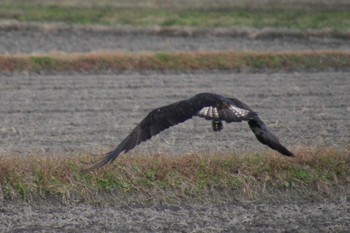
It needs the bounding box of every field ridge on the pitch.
[1,50,349,73]
[0,147,349,205]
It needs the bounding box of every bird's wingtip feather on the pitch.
[84,149,120,172]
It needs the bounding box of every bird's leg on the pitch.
[212,120,223,132]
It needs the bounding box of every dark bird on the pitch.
[88,93,294,171]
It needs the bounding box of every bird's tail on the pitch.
[248,117,294,157]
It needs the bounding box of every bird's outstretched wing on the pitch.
[248,117,294,157]
[228,97,294,157]
[86,98,201,171]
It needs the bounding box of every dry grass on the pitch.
[0,51,349,73]
[0,147,349,205]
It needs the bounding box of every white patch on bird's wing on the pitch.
[228,105,250,117]
[197,106,219,118]
[208,106,213,117]
[213,107,219,118]
[198,107,205,115]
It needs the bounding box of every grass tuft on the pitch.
[0,147,349,205]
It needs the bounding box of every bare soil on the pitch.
[0,26,349,232]
[1,201,349,233]
[1,72,349,155]
[0,26,349,54]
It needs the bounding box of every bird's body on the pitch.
[88,93,293,171]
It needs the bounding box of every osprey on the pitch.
[88,93,294,171]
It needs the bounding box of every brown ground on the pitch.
[0,25,350,232]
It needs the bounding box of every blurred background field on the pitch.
[0,0,350,30]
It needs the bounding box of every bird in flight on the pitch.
[88,93,294,171]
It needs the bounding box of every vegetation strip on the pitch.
[1,51,349,73]
[0,147,349,205]
[1,3,350,30]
